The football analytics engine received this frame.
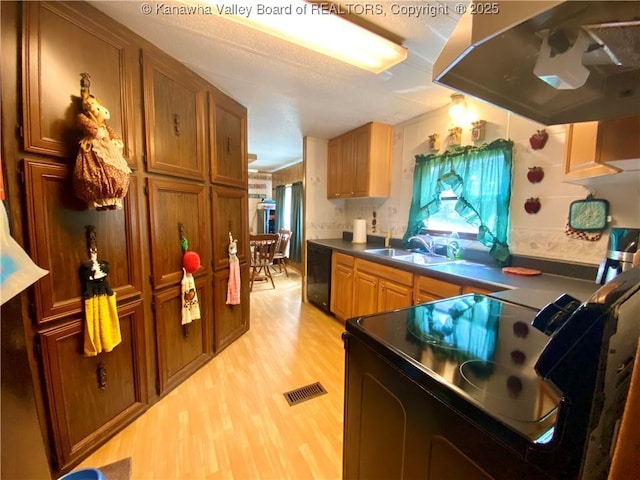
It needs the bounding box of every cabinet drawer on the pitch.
[356,259,413,287]
[415,275,461,298]
[462,285,496,295]
[334,251,355,268]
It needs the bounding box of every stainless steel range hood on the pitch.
[433,1,640,125]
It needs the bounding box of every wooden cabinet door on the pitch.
[212,265,250,353]
[353,270,379,317]
[327,138,341,199]
[598,115,640,162]
[331,254,354,320]
[22,2,136,162]
[211,185,248,270]
[147,178,209,289]
[379,280,413,312]
[24,159,142,325]
[339,132,356,197]
[142,49,206,180]
[153,277,211,395]
[209,91,247,187]
[39,301,147,471]
[352,126,370,197]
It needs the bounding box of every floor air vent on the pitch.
[284,382,327,406]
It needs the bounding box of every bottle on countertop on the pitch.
[385,230,392,248]
[447,232,460,260]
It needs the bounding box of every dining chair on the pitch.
[249,233,279,291]
[272,229,292,277]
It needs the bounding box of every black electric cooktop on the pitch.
[352,294,560,442]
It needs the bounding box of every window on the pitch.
[424,188,478,236]
[282,185,292,230]
[403,139,514,264]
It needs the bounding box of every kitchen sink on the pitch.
[364,248,457,266]
[393,253,455,265]
[363,248,414,257]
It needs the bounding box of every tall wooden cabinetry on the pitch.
[4,1,249,474]
[327,122,393,198]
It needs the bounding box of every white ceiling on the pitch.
[93,1,465,172]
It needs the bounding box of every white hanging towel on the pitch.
[181,268,200,325]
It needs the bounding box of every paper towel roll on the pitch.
[352,219,367,244]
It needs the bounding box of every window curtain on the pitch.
[274,184,286,232]
[402,139,514,265]
[289,181,303,263]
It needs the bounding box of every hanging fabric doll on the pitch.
[81,226,121,357]
[73,73,132,210]
[181,246,201,325]
[226,232,241,305]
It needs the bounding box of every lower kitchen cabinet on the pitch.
[39,301,148,472]
[331,252,355,321]
[212,264,250,352]
[414,275,462,304]
[153,277,211,395]
[353,259,413,317]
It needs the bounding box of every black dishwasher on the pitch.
[307,242,332,313]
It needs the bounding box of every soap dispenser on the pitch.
[385,231,391,248]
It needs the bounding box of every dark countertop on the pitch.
[308,238,601,305]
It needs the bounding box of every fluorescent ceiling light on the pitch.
[200,0,408,74]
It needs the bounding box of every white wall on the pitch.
[306,98,640,266]
[304,136,347,239]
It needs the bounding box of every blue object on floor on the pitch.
[58,468,106,480]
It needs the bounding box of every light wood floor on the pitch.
[78,270,346,479]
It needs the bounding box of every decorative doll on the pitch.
[73,73,132,210]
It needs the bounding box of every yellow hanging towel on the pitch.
[80,255,122,357]
[84,292,122,357]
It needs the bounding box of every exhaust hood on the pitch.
[433,1,640,125]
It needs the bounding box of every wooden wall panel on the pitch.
[211,185,249,270]
[153,278,211,394]
[210,91,247,187]
[213,265,249,352]
[142,50,206,180]
[22,1,135,162]
[23,159,142,325]
[146,178,208,289]
[39,300,147,470]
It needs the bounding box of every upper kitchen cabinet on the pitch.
[209,91,248,187]
[327,122,393,199]
[141,49,206,180]
[21,1,136,162]
[564,115,640,184]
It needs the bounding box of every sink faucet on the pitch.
[407,235,435,254]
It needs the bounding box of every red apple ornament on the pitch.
[529,129,548,150]
[524,197,541,214]
[527,166,544,183]
[183,250,201,274]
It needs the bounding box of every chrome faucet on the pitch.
[407,235,435,254]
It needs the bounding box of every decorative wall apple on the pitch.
[527,166,544,183]
[524,197,541,214]
[529,129,549,150]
